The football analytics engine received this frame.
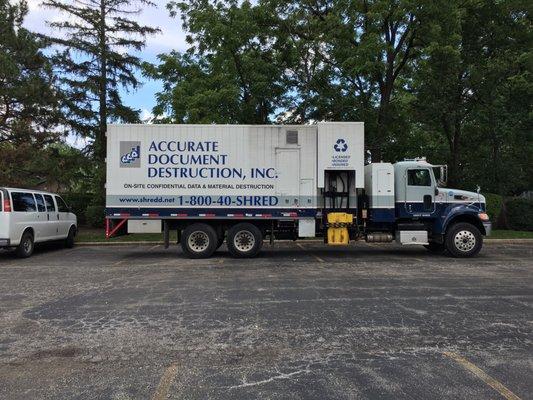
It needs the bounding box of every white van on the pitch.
[0,188,77,257]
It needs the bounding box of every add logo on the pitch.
[334,138,348,152]
[120,141,141,168]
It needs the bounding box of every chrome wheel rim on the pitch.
[454,230,476,252]
[23,239,31,253]
[187,231,209,252]
[234,230,255,252]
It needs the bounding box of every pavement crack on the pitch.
[229,364,312,389]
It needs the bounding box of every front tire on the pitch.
[17,232,34,258]
[227,223,263,258]
[65,226,76,248]
[445,222,482,258]
[180,223,217,259]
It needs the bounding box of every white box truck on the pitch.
[106,122,491,258]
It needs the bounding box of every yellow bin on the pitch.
[327,212,353,245]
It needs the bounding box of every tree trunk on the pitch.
[97,0,107,162]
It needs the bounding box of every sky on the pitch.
[23,0,189,137]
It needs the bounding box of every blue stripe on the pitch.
[106,207,322,219]
[368,208,395,222]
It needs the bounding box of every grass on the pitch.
[489,230,533,239]
[76,226,533,243]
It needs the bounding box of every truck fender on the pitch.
[441,205,486,235]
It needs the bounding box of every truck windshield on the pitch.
[432,165,448,187]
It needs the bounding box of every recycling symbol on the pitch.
[334,138,348,152]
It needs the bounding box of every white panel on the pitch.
[396,230,428,245]
[128,220,161,233]
[298,218,316,237]
[299,179,314,207]
[364,163,394,208]
[276,148,300,207]
[317,122,364,188]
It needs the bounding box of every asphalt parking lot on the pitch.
[0,241,531,399]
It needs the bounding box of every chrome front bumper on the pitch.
[483,222,492,236]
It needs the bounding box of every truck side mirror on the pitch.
[435,187,439,196]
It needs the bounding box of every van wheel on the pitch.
[17,232,34,258]
[445,222,482,258]
[65,226,76,248]
[181,223,217,259]
[227,223,263,258]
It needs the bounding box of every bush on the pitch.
[85,205,105,228]
[483,193,503,222]
[61,192,93,225]
[505,198,533,231]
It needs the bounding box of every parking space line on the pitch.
[296,243,325,263]
[443,352,521,400]
[151,363,179,400]
[111,260,126,267]
[148,245,160,251]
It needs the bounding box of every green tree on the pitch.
[0,141,91,191]
[42,0,160,162]
[414,0,532,190]
[266,0,428,158]
[0,0,61,145]
[151,0,289,123]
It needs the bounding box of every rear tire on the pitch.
[227,223,263,258]
[181,223,217,259]
[17,232,34,258]
[445,222,482,258]
[65,226,76,248]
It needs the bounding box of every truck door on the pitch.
[276,149,300,207]
[404,168,435,216]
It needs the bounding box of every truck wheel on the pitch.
[65,226,76,248]
[17,231,34,258]
[424,242,446,253]
[181,223,217,259]
[227,223,263,258]
[445,222,482,258]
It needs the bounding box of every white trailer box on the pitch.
[106,123,364,219]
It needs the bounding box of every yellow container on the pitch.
[326,213,353,245]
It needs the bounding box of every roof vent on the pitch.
[286,130,298,144]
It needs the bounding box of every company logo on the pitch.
[120,141,141,168]
[334,138,348,152]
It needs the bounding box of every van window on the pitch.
[11,192,37,212]
[44,195,56,212]
[55,196,69,213]
[35,194,46,212]
[407,169,432,186]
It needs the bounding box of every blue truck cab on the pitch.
[363,158,491,257]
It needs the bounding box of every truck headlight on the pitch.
[478,212,489,221]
